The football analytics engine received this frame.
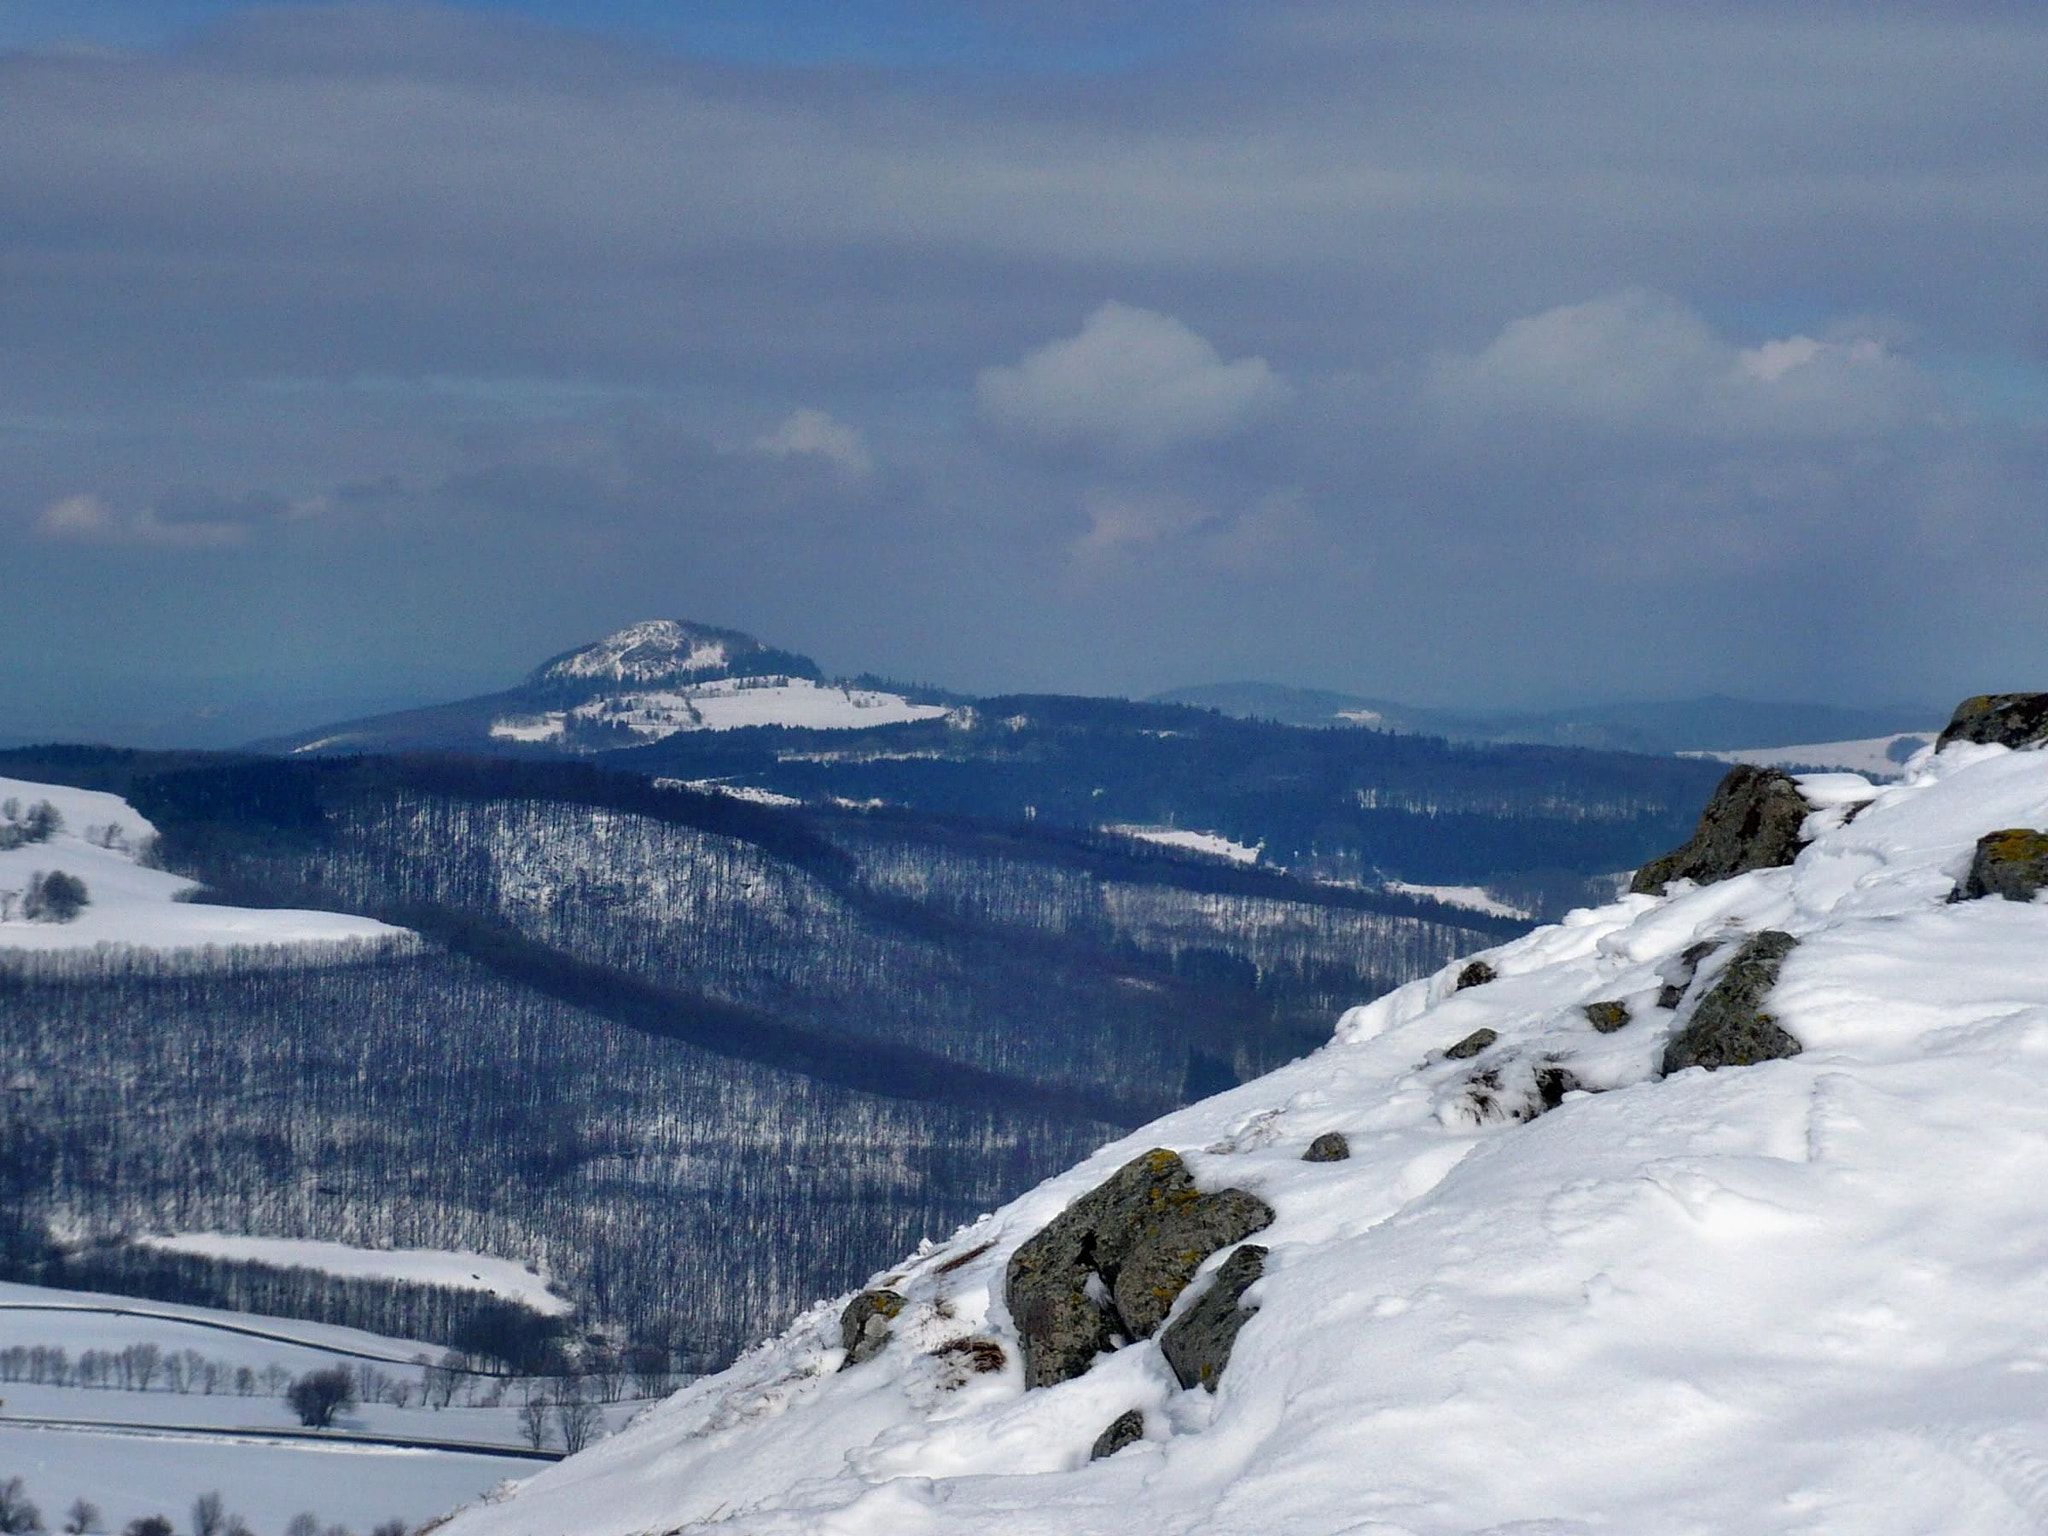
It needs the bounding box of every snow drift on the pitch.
[435,729,2048,1536]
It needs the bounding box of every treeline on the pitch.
[0,949,1112,1367]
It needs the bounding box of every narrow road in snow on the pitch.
[0,1413,563,1461]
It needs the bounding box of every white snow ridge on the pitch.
[437,737,2048,1536]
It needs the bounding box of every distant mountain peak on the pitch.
[530,620,786,689]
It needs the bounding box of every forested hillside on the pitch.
[0,749,1517,1368]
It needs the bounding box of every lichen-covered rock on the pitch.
[1657,940,1723,1010]
[1662,930,1802,1074]
[1160,1244,1267,1393]
[838,1288,904,1368]
[1953,828,2048,903]
[1302,1132,1351,1163]
[1936,693,2048,752]
[1445,1027,1498,1060]
[1090,1408,1146,1460]
[1454,959,1497,991]
[1004,1149,1274,1388]
[1630,767,1812,896]
[1584,1000,1631,1033]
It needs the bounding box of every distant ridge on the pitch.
[1150,682,1939,755]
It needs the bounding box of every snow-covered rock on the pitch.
[433,733,2048,1536]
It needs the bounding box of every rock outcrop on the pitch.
[1662,931,1802,1074]
[1090,1409,1146,1460]
[1657,940,1723,1010]
[1160,1244,1268,1392]
[1584,1000,1631,1033]
[1445,1028,1497,1060]
[838,1289,905,1368]
[1953,828,2048,903]
[1302,1132,1351,1163]
[1454,960,1498,991]
[1005,1149,1274,1389]
[1936,693,2048,752]
[1630,767,1812,896]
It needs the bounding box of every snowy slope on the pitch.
[131,1236,570,1315]
[490,678,950,744]
[437,737,2048,1536]
[0,776,405,954]
[1685,731,1937,778]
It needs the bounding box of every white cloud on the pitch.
[33,491,247,548]
[35,492,114,539]
[752,407,873,480]
[978,301,1291,454]
[1428,289,1925,438]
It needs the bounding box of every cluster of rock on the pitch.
[834,694,2045,1468]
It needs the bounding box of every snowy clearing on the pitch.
[569,678,948,738]
[131,1236,571,1316]
[0,776,405,955]
[657,777,805,808]
[488,714,567,743]
[1381,880,1532,919]
[1683,730,1936,778]
[1102,826,1263,865]
[440,738,2048,1536]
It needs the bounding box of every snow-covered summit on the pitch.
[529,619,803,691]
[435,725,2048,1536]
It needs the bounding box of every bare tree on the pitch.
[284,1517,321,1536]
[0,1477,42,1534]
[555,1390,601,1455]
[286,1366,358,1428]
[61,1499,99,1534]
[519,1392,551,1450]
[128,1343,162,1391]
[190,1493,226,1536]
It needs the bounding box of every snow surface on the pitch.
[0,1280,562,1532]
[0,776,405,954]
[1381,881,1532,920]
[133,1236,571,1315]
[1103,826,1264,865]
[490,714,567,743]
[494,679,947,745]
[659,778,806,808]
[1684,731,1937,778]
[539,620,734,684]
[439,739,2048,1536]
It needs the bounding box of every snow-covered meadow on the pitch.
[0,776,404,956]
[0,1279,653,1534]
[434,735,2048,1535]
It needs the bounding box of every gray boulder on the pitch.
[1662,930,1802,1074]
[1160,1244,1268,1392]
[1090,1408,1146,1460]
[1584,1000,1631,1033]
[1936,694,2048,752]
[838,1288,905,1368]
[1301,1132,1351,1163]
[1630,767,1811,896]
[1445,1028,1498,1060]
[1953,828,2048,903]
[1005,1149,1274,1388]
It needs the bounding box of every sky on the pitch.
[3,0,2045,744]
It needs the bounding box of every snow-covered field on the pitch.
[0,1280,641,1533]
[1684,731,1936,778]
[492,678,948,744]
[0,776,404,954]
[1381,880,1531,919]
[1103,826,1264,865]
[132,1236,571,1316]
[437,737,2048,1535]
